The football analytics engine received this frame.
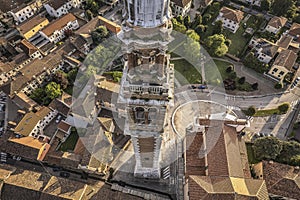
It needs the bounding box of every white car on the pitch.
[55,115,62,123]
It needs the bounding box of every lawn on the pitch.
[223,16,253,57]
[59,128,79,152]
[171,59,202,85]
[254,108,281,117]
[246,143,260,164]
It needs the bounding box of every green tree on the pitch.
[271,0,294,16]
[278,103,290,114]
[183,39,201,64]
[191,14,202,29]
[53,70,69,89]
[274,82,282,89]
[86,10,93,20]
[261,0,271,11]
[176,15,183,23]
[91,26,109,45]
[45,82,62,100]
[252,83,259,90]
[203,14,212,24]
[195,25,206,36]
[67,68,78,83]
[212,20,223,34]
[172,18,187,33]
[205,34,228,57]
[253,137,283,160]
[238,77,246,84]
[186,30,200,42]
[30,88,46,104]
[86,0,99,14]
[246,106,256,116]
[184,15,191,28]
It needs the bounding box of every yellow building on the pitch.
[17,15,49,40]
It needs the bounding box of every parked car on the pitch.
[59,172,70,178]
[55,115,62,123]
[198,85,207,89]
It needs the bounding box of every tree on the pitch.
[238,77,246,84]
[225,39,231,47]
[252,82,259,90]
[30,88,46,104]
[226,65,233,73]
[261,0,271,11]
[191,14,202,29]
[205,34,228,57]
[53,70,69,89]
[278,103,290,114]
[246,106,256,116]
[186,30,200,42]
[172,18,187,33]
[253,137,283,161]
[195,25,206,35]
[86,10,93,20]
[203,14,212,24]
[183,39,201,64]
[184,15,191,28]
[271,0,294,16]
[91,26,109,45]
[86,0,99,14]
[274,82,282,89]
[212,20,223,34]
[45,82,62,100]
[68,68,78,83]
[176,15,183,24]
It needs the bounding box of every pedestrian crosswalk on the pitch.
[0,152,7,163]
[226,105,241,111]
[162,166,170,180]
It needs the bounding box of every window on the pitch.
[279,71,284,75]
[273,68,278,72]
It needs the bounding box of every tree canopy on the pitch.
[45,82,62,100]
[204,34,228,57]
[186,30,200,42]
[271,0,294,16]
[253,137,283,160]
[92,26,109,45]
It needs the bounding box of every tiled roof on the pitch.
[277,35,293,49]
[13,92,37,111]
[273,49,297,70]
[42,13,76,36]
[20,39,37,56]
[267,16,287,29]
[171,0,192,7]
[17,15,49,35]
[220,6,244,23]
[98,117,113,132]
[262,161,300,199]
[75,16,102,35]
[0,0,24,13]
[46,0,67,10]
[289,23,300,37]
[188,176,268,200]
[57,121,71,133]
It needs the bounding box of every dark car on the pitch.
[198,85,207,89]
[53,167,62,172]
[59,172,70,178]
[190,85,197,89]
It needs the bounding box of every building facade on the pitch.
[44,0,83,18]
[170,0,192,16]
[118,0,174,179]
[9,0,43,24]
[216,7,244,33]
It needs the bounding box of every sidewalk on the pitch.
[213,57,283,95]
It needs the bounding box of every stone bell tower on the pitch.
[118,0,174,179]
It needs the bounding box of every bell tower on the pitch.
[118,0,174,179]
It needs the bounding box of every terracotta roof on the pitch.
[262,161,300,199]
[42,13,77,36]
[289,23,300,37]
[267,16,287,29]
[46,0,67,10]
[277,35,293,49]
[273,49,297,70]
[20,39,38,56]
[260,41,279,57]
[0,0,24,12]
[171,0,192,7]
[13,92,37,111]
[57,121,71,133]
[14,106,51,136]
[17,15,49,35]
[220,6,244,23]
[98,16,121,34]
[8,136,45,149]
[75,16,102,35]
[188,176,268,200]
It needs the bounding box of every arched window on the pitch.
[148,108,157,124]
[135,107,145,124]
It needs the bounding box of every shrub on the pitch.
[252,82,259,90]
[229,72,237,79]
[278,103,290,114]
[238,77,246,84]
[247,106,256,116]
[226,65,233,73]
[274,82,282,89]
